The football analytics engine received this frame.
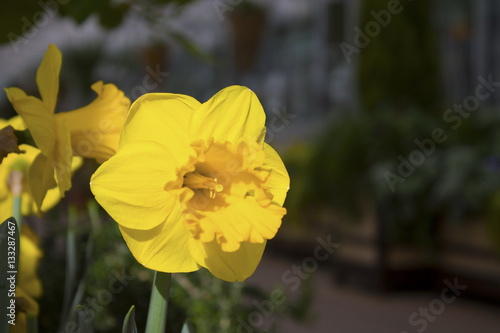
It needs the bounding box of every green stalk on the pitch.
[58,206,77,331]
[8,170,23,230]
[12,194,21,231]
[145,271,171,333]
[10,170,38,332]
[26,315,38,333]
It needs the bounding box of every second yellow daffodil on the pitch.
[4,44,130,213]
[5,44,70,214]
[0,117,83,221]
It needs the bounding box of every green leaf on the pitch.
[59,207,78,330]
[59,0,105,24]
[58,202,101,333]
[181,319,195,333]
[122,305,138,333]
[0,217,19,333]
[26,314,38,333]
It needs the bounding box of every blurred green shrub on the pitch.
[285,108,500,247]
[359,0,439,113]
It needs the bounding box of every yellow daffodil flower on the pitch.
[8,225,43,333]
[91,86,290,282]
[5,44,71,213]
[0,117,83,221]
[4,44,130,212]
[10,288,39,333]
[17,225,44,298]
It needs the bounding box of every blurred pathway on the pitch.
[247,252,500,333]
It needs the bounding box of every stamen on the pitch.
[183,172,223,198]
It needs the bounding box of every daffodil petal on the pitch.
[5,88,56,156]
[36,44,61,113]
[189,238,266,282]
[53,121,72,196]
[120,93,200,150]
[15,287,39,315]
[4,86,27,100]
[262,143,290,206]
[37,157,82,213]
[119,203,199,272]
[190,86,266,144]
[10,287,39,333]
[91,141,180,230]
[18,228,43,298]
[29,153,57,214]
[7,115,27,130]
[0,127,82,219]
[56,81,130,163]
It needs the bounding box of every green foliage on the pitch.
[122,306,138,333]
[76,215,150,333]
[169,269,313,333]
[57,0,129,28]
[169,270,244,333]
[289,107,500,246]
[288,109,440,217]
[0,0,41,45]
[359,0,439,113]
[73,305,95,333]
[279,143,315,224]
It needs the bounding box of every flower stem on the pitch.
[58,206,77,331]
[145,271,171,333]
[12,194,21,230]
[26,315,38,333]
[8,170,23,229]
